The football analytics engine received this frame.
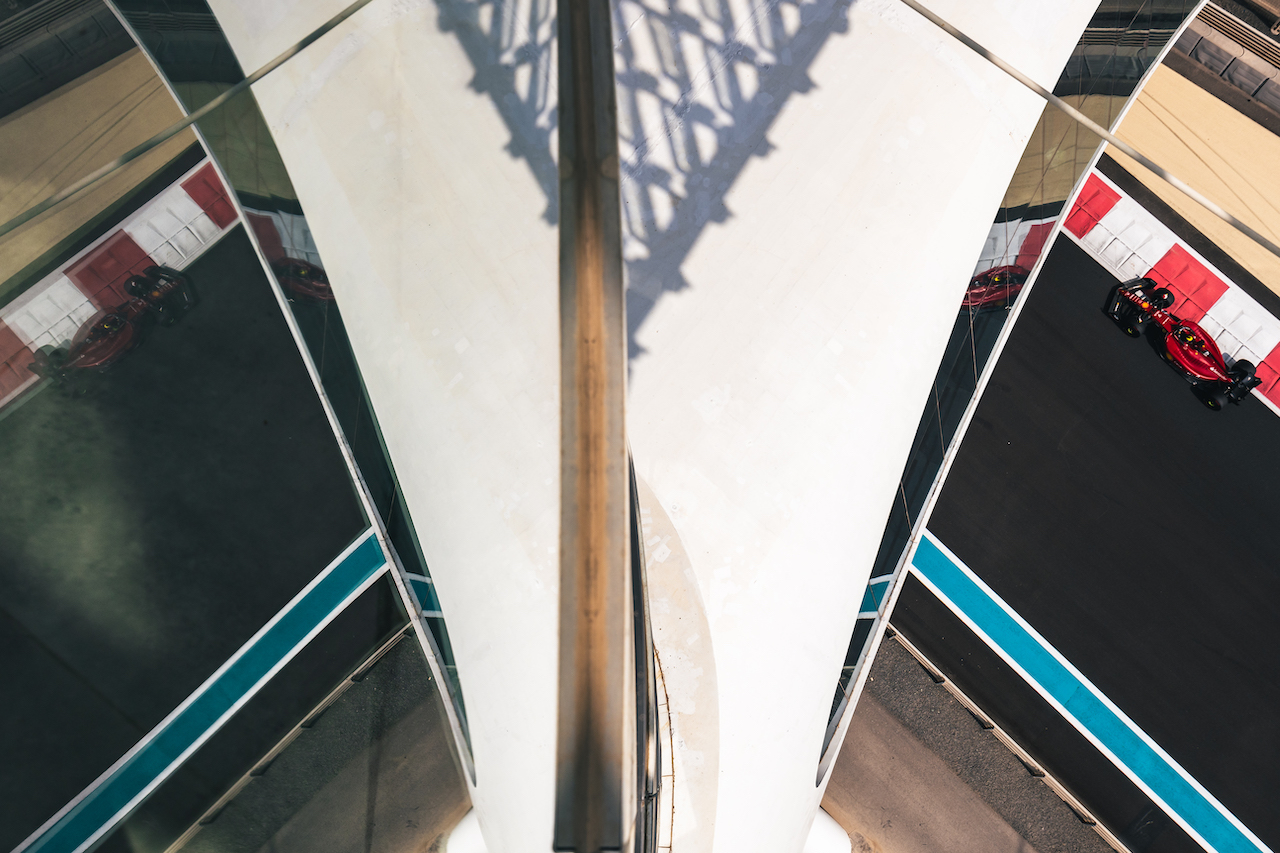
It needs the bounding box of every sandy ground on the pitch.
[1112,63,1280,296]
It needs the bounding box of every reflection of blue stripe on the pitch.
[27,532,387,853]
[408,576,441,613]
[912,534,1266,853]
[859,578,891,613]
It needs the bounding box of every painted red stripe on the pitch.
[1015,222,1054,271]
[1144,244,1229,324]
[0,319,34,398]
[181,162,237,229]
[66,232,156,309]
[1257,343,1280,406]
[1064,174,1121,238]
[246,213,286,262]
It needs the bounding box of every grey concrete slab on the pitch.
[825,692,1039,853]
[824,638,1114,853]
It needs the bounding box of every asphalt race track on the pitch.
[923,237,1280,850]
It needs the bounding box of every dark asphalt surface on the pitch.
[922,236,1280,850]
[893,575,1199,853]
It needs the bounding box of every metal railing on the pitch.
[631,457,661,853]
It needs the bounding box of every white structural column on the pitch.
[201,0,1097,851]
[204,1,560,852]
[617,1,1097,851]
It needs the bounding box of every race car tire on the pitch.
[1230,359,1257,381]
[1152,288,1175,309]
[124,275,150,297]
[1201,388,1228,410]
[1124,313,1148,337]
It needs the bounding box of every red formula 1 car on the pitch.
[272,258,334,301]
[963,265,1028,310]
[1106,277,1260,410]
[32,266,194,376]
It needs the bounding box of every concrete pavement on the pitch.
[823,639,1114,853]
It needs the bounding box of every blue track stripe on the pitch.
[25,533,387,853]
[912,534,1268,853]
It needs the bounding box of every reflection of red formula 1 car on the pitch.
[1107,277,1261,410]
[963,265,1028,310]
[272,258,333,301]
[32,267,194,376]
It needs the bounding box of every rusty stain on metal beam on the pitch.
[553,0,634,848]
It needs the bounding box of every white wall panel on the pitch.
[206,1,559,852]
[618,1,1098,851]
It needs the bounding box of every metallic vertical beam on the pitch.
[553,0,633,846]
[630,457,661,853]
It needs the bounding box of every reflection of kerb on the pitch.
[0,159,235,414]
[635,474,718,853]
[243,208,323,266]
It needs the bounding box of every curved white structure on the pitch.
[447,809,492,853]
[620,1,1097,851]
[206,1,560,851]
[202,0,1096,851]
[804,809,852,853]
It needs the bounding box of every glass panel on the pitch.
[0,0,135,117]
[821,619,874,748]
[0,4,196,310]
[424,614,471,750]
[0,60,367,842]
[985,1,1198,282]
[95,577,470,853]
[110,0,473,746]
[822,1,1203,748]
[112,0,245,112]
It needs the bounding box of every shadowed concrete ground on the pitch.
[176,638,470,853]
[823,639,1114,853]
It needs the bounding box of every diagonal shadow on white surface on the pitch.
[614,0,852,359]
[429,0,853,360]
[433,0,559,222]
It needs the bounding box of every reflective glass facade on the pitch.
[1,2,469,850]
[820,0,1203,762]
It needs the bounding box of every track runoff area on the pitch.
[894,157,1280,853]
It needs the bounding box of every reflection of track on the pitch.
[925,237,1280,850]
[0,160,236,408]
